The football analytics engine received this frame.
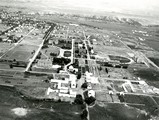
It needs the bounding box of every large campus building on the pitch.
[47,73,77,98]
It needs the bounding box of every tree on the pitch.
[50,52,57,57]
[81,82,88,89]
[85,96,96,105]
[80,109,88,120]
[0,37,2,42]
[74,94,83,104]
[16,61,19,66]
[81,104,86,109]
[99,66,102,71]
[47,75,53,80]
[77,72,81,79]
[9,64,13,68]
[105,67,108,73]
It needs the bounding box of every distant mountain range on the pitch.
[0,0,159,25]
[9,0,159,16]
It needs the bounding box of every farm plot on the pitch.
[1,44,38,62]
[0,43,13,56]
[123,94,158,113]
[20,29,44,46]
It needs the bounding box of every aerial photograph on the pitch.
[0,0,159,120]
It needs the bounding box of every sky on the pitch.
[9,0,159,16]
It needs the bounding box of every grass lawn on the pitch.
[2,44,38,62]
[124,94,158,114]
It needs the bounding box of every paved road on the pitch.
[139,51,159,69]
[124,92,159,98]
[66,26,69,39]
[98,101,145,106]
[83,29,101,77]
[82,29,91,120]
[83,30,91,60]
[86,104,90,120]
[25,25,54,72]
[119,35,159,69]
[103,77,145,83]
[64,39,75,71]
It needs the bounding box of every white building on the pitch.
[48,73,77,98]
[46,87,58,95]
[51,79,69,90]
[88,90,95,97]
[85,71,99,84]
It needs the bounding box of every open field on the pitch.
[149,57,159,67]
[89,104,149,120]
[99,66,134,79]
[80,21,141,32]
[41,45,60,58]
[20,29,44,46]
[94,45,132,58]
[95,92,113,102]
[0,63,25,71]
[0,43,13,55]
[0,86,82,120]
[1,44,38,62]
[124,94,158,110]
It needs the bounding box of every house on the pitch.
[46,87,58,95]
[0,35,8,42]
[69,89,77,97]
[68,65,78,73]
[69,74,77,88]
[51,73,77,89]
[92,39,97,45]
[50,79,69,90]
[88,90,95,97]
